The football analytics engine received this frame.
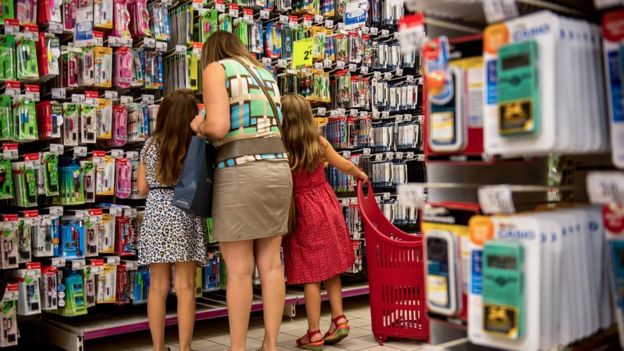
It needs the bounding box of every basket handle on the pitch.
[357,180,373,200]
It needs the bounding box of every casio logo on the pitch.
[498,230,536,240]
[512,24,550,41]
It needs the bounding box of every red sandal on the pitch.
[323,315,350,345]
[296,330,324,351]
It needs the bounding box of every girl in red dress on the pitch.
[280,95,368,350]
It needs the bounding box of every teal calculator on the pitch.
[482,240,524,339]
[497,40,540,136]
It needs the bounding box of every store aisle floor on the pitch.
[85,296,425,351]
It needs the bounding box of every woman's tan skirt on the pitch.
[212,160,292,242]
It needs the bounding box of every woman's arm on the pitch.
[191,62,231,139]
[320,137,368,181]
[137,162,149,196]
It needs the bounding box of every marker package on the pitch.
[42,152,59,196]
[61,46,80,88]
[13,263,42,316]
[80,104,97,144]
[84,212,100,257]
[59,270,87,316]
[127,103,145,142]
[60,218,85,258]
[37,33,61,78]
[93,0,113,29]
[12,159,38,208]
[63,0,77,31]
[62,102,80,146]
[0,284,18,347]
[40,265,58,311]
[16,38,38,80]
[94,154,115,196]
[114,47,133,89]
[81,160,95,203]
[98,213,115,254]
[34,214,59,257]
[115,158,131,199]
[36,101,63,140]
[131,267,149,304]
[57,161,84,205]
[13,97,38,141]
[0,158,15,200]
[113,0,131,39]
[108,105,128,147]
[116,216,136,256]
[602,10,624,168]
[16,0,36,25]
[0,218,18,269]
[96,262,117,304]
[94,46,113,88]
[96,98,113,140]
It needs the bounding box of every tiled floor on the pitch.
[85,297,425,351]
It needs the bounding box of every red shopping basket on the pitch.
[357,180,429,345]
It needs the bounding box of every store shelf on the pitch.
[39,283,369,350]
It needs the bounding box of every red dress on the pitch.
[283,163,355,285]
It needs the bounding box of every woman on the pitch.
[138,90,208,351]
[191,31,292,351]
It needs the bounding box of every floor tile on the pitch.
[332,337,379,350]
[349,319,372,328]
[347,327,374,339]
[381,340,425,351]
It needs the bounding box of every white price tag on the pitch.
[384,72,393,80]
[381,29,389,37]
[372,111,380,119]
[314,62,323,69]
[90,265,104,274]
[143,38,156,48]
[396,68,403,76]
[107,256,121,265]
[162,0,173,5]
[50,144,64,155]
[110,149,124,158]
[350,109,358,117]
[49,22,64,34]
[142,94,155,104]
[386,152,394,160]
[370,27,379,35]
[262,57,272,66]
[51,257,66,267]
[71,259,86,270]
[124,261,139,270]
[324,59,333,68]
[342,151,351,158]
[277,59,288,68]
[2,148,17,160]
[325,19,334,28]
[373,71,382,80]
[406,152,415,159]
[215,1,226,12]
[175,45,187,53]
[587,172,624,205]
[363,148,371,156]
[71,94,85,103]
[478,185,516,215]
[3,20,18,35]
[361,66,369,74]
[381,111,390,119]
[108,36,120,47]
[260,10,270,19]
[123,208,137,218]
[336,61,346,69]
[104,90,118,101]
[156,41,168,52]
[397,183,426,208]
[51,88,66,100]
[482,0,518,24]
[349,63,357,72]
[229,6,239,17]
[314,15,324,24]
[74,146,87,157]
[120,96,134,105]
[279,15,289,24]
[337,22,345,31]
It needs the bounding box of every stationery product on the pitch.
[80,104,97,144]
[0,284,18,347]
[60,218,84,258]
[40,266,58,311]
[115,158,132,199]
[13,263,42,316]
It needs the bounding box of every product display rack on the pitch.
[39,282,370,351]
[0,0,424,348]
[393,0,624,350]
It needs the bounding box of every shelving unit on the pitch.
[39,283,369,351]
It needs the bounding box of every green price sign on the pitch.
[292,37,314,69]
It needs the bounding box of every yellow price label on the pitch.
[292,37,314,69]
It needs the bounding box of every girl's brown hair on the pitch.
[280,94,324,172]
[152,89,198,185]
[201,30,262,69]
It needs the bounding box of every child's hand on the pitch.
[190,115,204,134]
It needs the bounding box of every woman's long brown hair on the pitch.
[152,89,198,186]
[280,94,324,172]
[201,30,263,69]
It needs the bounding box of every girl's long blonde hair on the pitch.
[280,94,324,172]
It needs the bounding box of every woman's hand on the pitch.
[190,115,204,135]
